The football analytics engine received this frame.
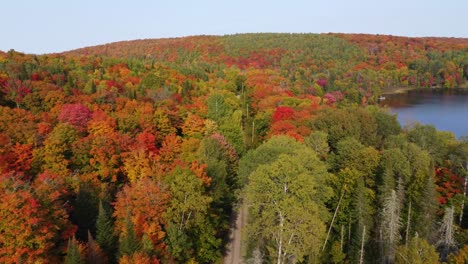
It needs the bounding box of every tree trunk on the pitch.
[322,190,345,252]
[460,174,467,225]
[405,201,411,246]
[277,211,284,264]
[359,225,366,264]
[340,224,344,251]
[251,120,255,144]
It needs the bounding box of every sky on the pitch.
[1,0,467,54]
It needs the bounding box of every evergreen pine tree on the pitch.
[96,200,117,258]
[65,237,84,264]
[118,210,141,258]
[141,233,155,256]
[349,177,373,263]
[72,183,99,241]
[414,171,438,240]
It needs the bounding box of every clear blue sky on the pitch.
[2,0,466,54]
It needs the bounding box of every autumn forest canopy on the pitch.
[0,33,467,263]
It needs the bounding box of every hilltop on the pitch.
[62,33,468,97]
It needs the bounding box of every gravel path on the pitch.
[224,202,247,264]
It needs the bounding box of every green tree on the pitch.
[42,122,78,175]
[245,151,331,263]
[312,108,361,149]
[406,143,437,240]
[118,211,140,258]
[65,237,84,264]
[395,237,439,264]
[239,135,306,185]
[331,137,379,182]
[198,133,239,251]
[407,124,446,164]
[71,183,99,242]
[219,110,245,155]
[329,240,346,264]
[304,130,330,160]
[368,107,401,146]
[347,177,375,263]
[96,200,117,260]
[378,148,410,199]
[207,92,238,123]
[165,167,212,262]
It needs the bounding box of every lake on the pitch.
[381,89,468,138]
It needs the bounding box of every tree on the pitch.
[152,109,176,140]
[71,183,99,241]
[96,200,117,260]
[406,144,437,240]
[378,148,410,199]
[219,110,245,155]
[245,151,331,263]
[330,137,379,182]
[395,236,439,264]
[86,231,107,264]
[114,177,169,254]
[312,108,361,149]
[119,252,160,264]
[370,108,401,146]
[0,106,37,144]
[123,148,157,183]
[42,123,78,175]
[381,190,402,263]
[65,237,84,264]
[304,130,330,160]
[437,207,457,261]
[86,110,128,182]
[0,176,74,263]
[348,177,374,263]
[0,182,55,263]
[164,167,212,262]
[207,93,231,123]
[407,124,445,165]
[58,103,92,132]
[239,135,306,185]
[119,211,141,258]
[329,241,346,264]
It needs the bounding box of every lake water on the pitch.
[381,89,468,138]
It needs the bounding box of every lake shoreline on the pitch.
[381,86,468,95]
[383,89,468,138]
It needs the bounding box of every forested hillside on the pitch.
[0,33,467,263]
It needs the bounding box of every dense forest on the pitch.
[0,33,467,263]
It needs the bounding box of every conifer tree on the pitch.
[96,200,117,258]
[72,183,99,241]
[65,237,84,264]
[349,177,373,263]
[118,210,141,258]
[141,234,155,257]
[414,170,438,240]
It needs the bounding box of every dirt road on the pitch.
[224,202,247,264]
